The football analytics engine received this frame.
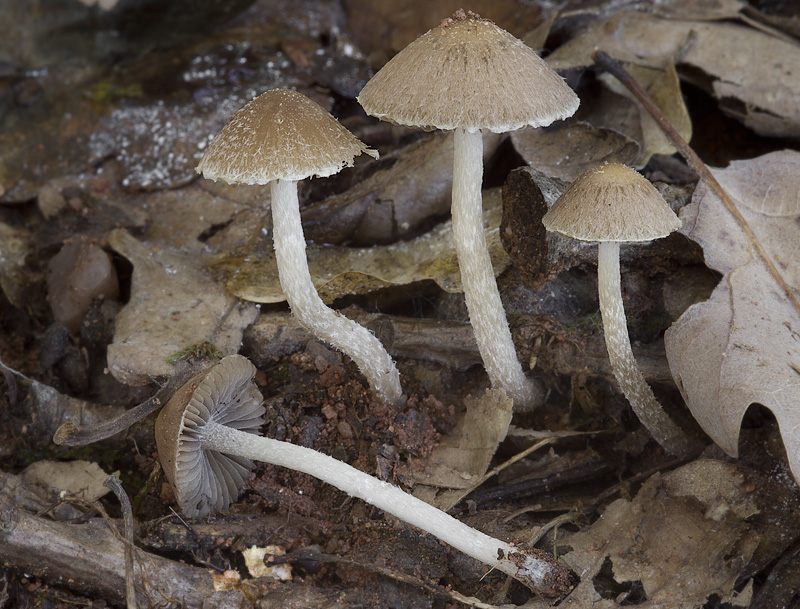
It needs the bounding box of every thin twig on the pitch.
[104,475,137,609]
[592,50,800,319]
[449,438,552,509]
[270,549,507,609]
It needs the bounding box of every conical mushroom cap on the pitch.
[196,89,377,185]
[542,163,681,242]
[358,10,579,133]
[155,354,266,518]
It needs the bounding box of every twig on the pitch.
[104,476,137,609]
[52,362,199,447]
[592,50,800,319]
[270,548,507,608]
[449,439,552,509]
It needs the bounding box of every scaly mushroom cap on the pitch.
[357,9,579,133]
[196,89,377,185]
[155,355,265,518]
[542,163,681,242]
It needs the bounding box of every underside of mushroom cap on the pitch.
[542,163,682,242]
[196,89,378,185]
[358,10,579,133]
[155,354,265,518]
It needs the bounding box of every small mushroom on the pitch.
[358,10,579,409]
[155,354,571,596]
[196,89,402,405]
[542,163,694,455]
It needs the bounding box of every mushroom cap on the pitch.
[542,163,681,242]
[357,10,579,133]
[155,354,265,518]
[196,89,377,185]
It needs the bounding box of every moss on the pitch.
[165,341,222,364]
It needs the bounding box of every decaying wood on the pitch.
[0,471,241,608]
[245,309,673,381]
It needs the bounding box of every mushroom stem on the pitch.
[451,128,542,409]
[201,420,568,596]
[597,242,694,455]
[270,179,403,404]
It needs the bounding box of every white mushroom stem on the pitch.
[202,420,567,595]
[451,128,542,409]
[597,242,694,456]
[270,179,403,404]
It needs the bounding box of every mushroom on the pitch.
[357,10,579,409]
[196,89,402,405]
[542,163,694,455]
[155,354,571,596]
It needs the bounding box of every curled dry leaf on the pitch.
[218,189,509,303]
[665,150,800,482]
[547,12,800,137]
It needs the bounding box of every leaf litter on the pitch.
[2,0,800,607]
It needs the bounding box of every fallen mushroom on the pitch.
[155,354,572,596]
[542,163,695,455]
[196,89,403,405]
[358,10,579,409]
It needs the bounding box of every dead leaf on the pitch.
[218,188,509,303]
[107,229,258,385]
[561,463,759,608]
[510,120,640,182]
[547,13,800,137]
[665,150,800,482]
[598,59,693,164]
[22,460,117,503]
[407,389,513,511]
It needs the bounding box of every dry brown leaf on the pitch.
[510,120,640,182]
[407,388,513,511]
[598,59,693,164]
[218,189,509,303]
[665,150,800,481]
[22,460,117,503]
[547,12,800,137]
[107,229,258,385]
[561,462,758,608]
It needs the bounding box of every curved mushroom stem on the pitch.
[270,179,403,405]
[202,420,570,597]
[597,242,695,456]
[451,128,543,410]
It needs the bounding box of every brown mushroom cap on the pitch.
[155,354,265,518]
[196,89,377,185]
[357,10,579,133]
[542,163,681,242]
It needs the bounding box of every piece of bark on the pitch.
[0,471,242,608]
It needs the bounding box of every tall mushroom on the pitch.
[196,89,402,405]
[357,10,579,409]
[542,163,694,455]
[155,354,571,596]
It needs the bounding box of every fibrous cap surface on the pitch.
[542,163,681,242]
[358,10,579,133]
[197,89,377,185]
